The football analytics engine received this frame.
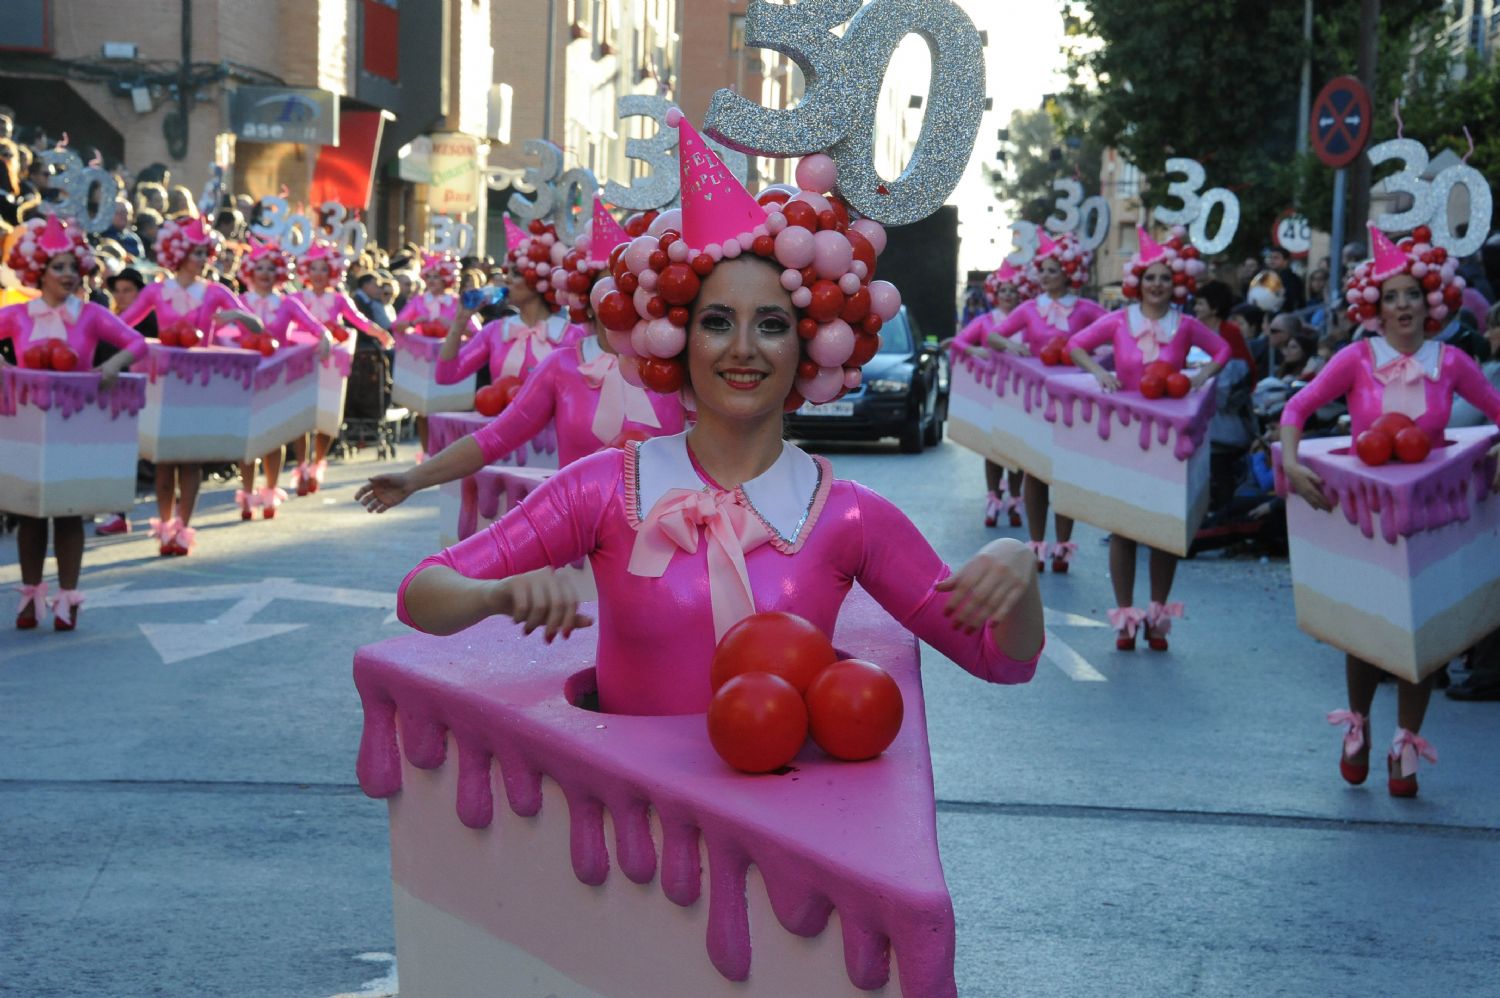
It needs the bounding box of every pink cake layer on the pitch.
[392,353,476,415]
[393,330,448,363]
[1273,427,1500,544]
[428,410,561,468]
[948,354,1059,479]
[314,355,349,438]
[1045,371,1217,460]
[137,358,257,463]
[137,342,262,389]
[0,367,146,420]
[251,343,318,392]
[463,465,554,537]
[355,587,957,997]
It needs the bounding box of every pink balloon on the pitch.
[850,218,887,255]
[722,239,742,259]
[667,240,690,262]
[838,272,861,295]
[868,280,901,321]
[629,321,651,357]
[807,319,855,367]
[766,212,788,234]
[633,285,655,318]
[812,229,853,281]
[536,262,552,277]
[605,325,635,356]
[638,269,658,291]
[618,353,645,388]
[774,226,816,270]
[644,318,686,358]
[791,286,813,309]
[843,368,862,390]
[795,153,839,195]
[647,208,682,238]
[590,275,616,312]
[550,241,568,264]
[780,268,804,292]
[796,365,845,405]
[623,235,659,274]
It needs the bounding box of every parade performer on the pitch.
[433,218,582,390]
[985,232,1105,570]
[1068,228,1229,650]
[396,113,1043,711]
[1,216,147,629]
[1281,225,1500,797]
[117,215,264,556]
[232,240,331,519]
[391,248,473,455]
[355,204,688,514]
[952,260,1030,527]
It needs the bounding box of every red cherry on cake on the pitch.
[1393,426,1432,463]
[1045,337,1072,365]
[711,611,837,695]
[23,343,51,369]
[258,337,279,356]
[157,327,180,348]
[1039,343,1063,366]
[1165,372,1191,398]
[1140,373,1167,399]
[494,376,523,405]
[1355,429,1394,466]
[46,341,78,371]
[1370,413,1415,439]
[177,327,202,348]
[805,659,904,762]
[474,384,505,417]
[1143,360,1176,381]
[707,672,809,774]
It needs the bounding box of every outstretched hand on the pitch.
[1284,461,1330,512]
[489,568,593,643]
[355,473,414,513]
[935,538,1037,634]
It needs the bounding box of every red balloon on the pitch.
[817,210,839,231]
[707,673,808,774]
[797,317,819,340]
[805,659,904,762]
[638,357,685,394]
[23,343,51,369]
[609,244,629,270]
[474,384,504,417]
[1421,272,1442,292]
[1355,429,1394,466]
[860,314,883,336]
[1165,372,1191,398]
[1140,374,1167,399]
[668,306,691,327]
[1039,344,1063,367]
[807,280,844,323]
[752,235,775,257]
[839,287,871,324]
[782,389,806,413]
[657,232,678,251]
[566,271,590,294]
[711,611,837,694]
[656,263,701,306]
[797,358,820,381]
[1412,225,1433,244]
[757,189,791,207]
[782,200,818,231]
[597,291,637,332]
[616,272,639,295]
[691,253,715,277]
[800,265,819,288]
[1393,426,1432,463]
[846,229,877,280]
[528,218,546,235]
[645,295,667,319]
[648,250,669,272]
[1370,413,1415,439]
[848,332,879,367]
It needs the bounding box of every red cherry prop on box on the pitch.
[1165,372,1190,399]
[706,672,809,774]
[474,383,507,417]
[494,375,523,404]
[325,321,350,344]
[47,341,79,371]
[22,343,50,369]
[710,611,838,695]
[1140,373,1167,399]
[1355,429,1394,466]
[1143,360,1177,381]
[1371,412,1415,439]
[1393,426,1432,464]
[805,659,905,762]
[419,321,449,339]
[1039,342,1064,367]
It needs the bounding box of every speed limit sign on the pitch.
[1273,214,1312,257]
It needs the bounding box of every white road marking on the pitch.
[139,621,307,665]
[1042,628,1108,682]
[328,952,399,998]
[1044,608,1108,629]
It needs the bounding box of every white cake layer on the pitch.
[388,747,903,998]
[315,361,348,438]
[436,479,463,550]
[244,382,318,461]
[392,355,475,414]
[138,379,253,463]
[1052,430,1209,557]
[990,398,1053,480]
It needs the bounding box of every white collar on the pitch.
[580,337,604,362]
[633,431,824,545]
[1370,337,1442,378]
[1128,304,1179,338]
[509,312,569,341]
[1038,293,1077,309]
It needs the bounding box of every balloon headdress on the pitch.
[552,197,635,323]
[6,215,96,287]
[420,248,460,291]
[296,239,346,284]
[1344,222,1464,334]
[1029,230,1092,292]
[1121,226,1205,302]
[593,110,900,405]
[983,260,1034,306]
[238,237,292,289]
[155,215,220,273]
[503,217,565,311]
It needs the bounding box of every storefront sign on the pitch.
[230,87,340,146]
[426,132,480,215]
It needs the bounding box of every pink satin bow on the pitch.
[628,487,772,640]
[500,320,554,379]
[304,290,335,322]
[1326,709,1367,756]
[1390,727,1437,778]
[1038,297,1072,332]
[1133,316,1169,364]
[1372,351,1433,421]
[48,588,84,626]
[1146,601,1185,634]
[17,582,49,618]
[161,281,200,320]
[579,352,661,444]
[1051,541,1079,565]
[25,297,73,344]
[1107,606,1147,637]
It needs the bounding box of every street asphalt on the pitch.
[2,435,1497,998]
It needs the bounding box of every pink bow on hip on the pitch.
[1372,351,1433,421]
[579,353,662,444]
[1038,298,1072,333]
[628,487,772,640]
[1133,317,1169,364]
[17,582,49,618]
[500,320,554,378]
[1326,709,1367,756]
[26,298,74,344]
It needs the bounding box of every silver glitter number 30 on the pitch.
[1368,138,1492,257]
[37,148,121,234]
[1045,178,1110,251]
[1151,157,1239,255]
[606,95,749,211]
[507,140,563,222]
[704,0,984,226]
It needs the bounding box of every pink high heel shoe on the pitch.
[49,589,84,632]
[1387,728,1437,798]
[1050,541,1078,574]
[257,486,288,519]
[149,517,179,557]
[1108,606,1145,651]
[235,489,257,521]
[1144,601,1184,651]
[16,582,47,630]
[1026,540,1049,573]
[983,490,1003,528]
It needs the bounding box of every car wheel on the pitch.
[923,406,944,447]
[899,401,925,453]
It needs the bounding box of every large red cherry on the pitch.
[710,611,837,695]
[707,673,809,774]
[805,659,904,761]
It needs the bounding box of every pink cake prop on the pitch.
[1274,426,1500,682]
[392,331,477,415]
[356,587,955,997]
[315,339,355,437]
[135,343,262,462]
[244,343,319,462]
[1046,372,1217,556]
[948,351,1059,479]
[428,410,560,548]
[461,465,554,540]
[0,367,146,517]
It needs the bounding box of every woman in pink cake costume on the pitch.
[355,200,687,514]
[391,249,472,455]
[289,240,388,494]
[231,239,332,519]
[1281,225,1500,797]
[986,232,1105,569]
[117,216,264,556]
[952,260,1031,527]
[396,114,1044,714]
[1068,227,1230,650]
[1,216,147,630]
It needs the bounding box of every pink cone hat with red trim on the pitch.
[38,215,73,255]
[671,109,767,253]
[1034,230,1059,261]
[1367,222,1409,282]
[589,197,632,265]
[996,260,1021,283]
[180,215,212,244]
[1134,226,1168,268]
[504,215,528,252]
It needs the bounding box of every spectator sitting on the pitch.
[1250,311,1300,379]
[1193,431,1286,556]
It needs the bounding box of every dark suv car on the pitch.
[785,306,949,452]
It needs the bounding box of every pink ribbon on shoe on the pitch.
[1372,352,1435,421]
[1326,709,1367,756]
[499,320,554,378]
[1038,297,1072,332]
[628,488,772,641]
[1026,540,1050,563]
[257,486,288,509]
[1051,541,1079,565]
[579,352,661,444]
[1147,601,1185,634]
[1390,728,1437,778]
[148,517,174,541]
[235,489,261,510]
[48,589,84,626]
[1107,606,1146,637]
[984,492,1004,520]
[17,582,49,618]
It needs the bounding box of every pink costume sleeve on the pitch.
[80,303,149,364]
[1446,347,1500,427]
[329,292,377,336]
[270,294,324,343]
[954,313,993,350]
[1071,299,1108,330]
[1279,339,1363,432]
[992,302,1033,342]
[434,319,496,385]
[849,483,1039,684]
[1066,310,1120,357]
[470,354,559,462]
[115,282,159,327]
[1182,315,1232,368]
[395,299,426,325]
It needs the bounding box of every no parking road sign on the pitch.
[1311,76,1371,169]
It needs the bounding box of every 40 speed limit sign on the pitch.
[1273,214,1312,257]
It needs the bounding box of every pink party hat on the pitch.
[589,197,631,264]
[1134,226,1168,267]
[38,214,73,255]
[1367,222,1408,281]
[670,110,766,251]
[995,261,1020,284]
[1035,230,1059,260]
[182,215,212,243]
[504,215,528,250]
[302,240,336,263]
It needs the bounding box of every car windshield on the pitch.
[878,312,913,354]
